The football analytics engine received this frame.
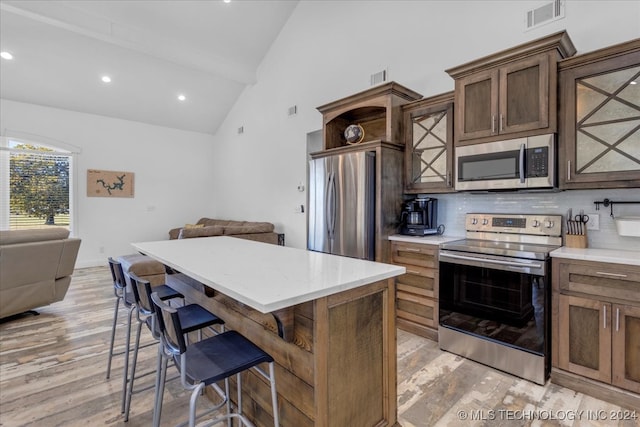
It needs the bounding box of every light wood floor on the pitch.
[0,267,636,427]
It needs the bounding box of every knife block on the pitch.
[565,231,588,248]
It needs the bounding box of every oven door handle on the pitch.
[440,251,542,270]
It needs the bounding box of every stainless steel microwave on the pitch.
[455,134,556,191]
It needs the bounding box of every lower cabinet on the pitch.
[552,258,640,407]
[557,295,640,393]
[391,241,439,340]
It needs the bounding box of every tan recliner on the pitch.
[0,228,81,319]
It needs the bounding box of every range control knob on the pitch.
[545,220,555,228]
[532,220,540,228]
[471,218,478,225]
[482,218,489,225]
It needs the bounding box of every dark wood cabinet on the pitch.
[447,31,575,146]
[499,54,550,134]
[317,82,422,150]
[613,304,640,393]
[557,297,640,395]
[558,39,640,189]
[557,294,612,383]
[391,241,439,341]
[402,92,454,193]
[552,258,640,409]
[455,68,498,141]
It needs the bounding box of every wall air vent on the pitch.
[526,0,565,31]
[370,69,387,86]
[237,126,244,134]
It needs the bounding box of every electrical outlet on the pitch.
[586,213,599,230]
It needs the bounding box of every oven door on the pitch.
[439,250,549,355]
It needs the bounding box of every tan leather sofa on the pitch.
[169,218,282,245]
[0,228,81,319]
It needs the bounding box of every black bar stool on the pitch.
[125,273,224,421]
[106,257,134,380]
[106,257,184,415]
[151,292,279,427]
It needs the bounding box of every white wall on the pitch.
[0,99,216,267]
[211,0,640,250]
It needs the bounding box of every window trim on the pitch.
[1,135,79,236]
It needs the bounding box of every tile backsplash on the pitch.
[430,188,640,251]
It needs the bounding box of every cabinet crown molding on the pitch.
[445,30,576,79]
[317,81,423,114]
[401,91,454,111]
[558,38,640,71]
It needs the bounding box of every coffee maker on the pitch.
[400,197,438,236]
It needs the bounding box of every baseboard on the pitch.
[397,319,438,342]
[551,368,640,411]
[75,259,108,269]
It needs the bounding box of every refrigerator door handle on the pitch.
[326,171,336,239]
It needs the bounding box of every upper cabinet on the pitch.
[317,82,422,151]
[446,31,576,146]
[402,92,454,193]
[558,39,640,189]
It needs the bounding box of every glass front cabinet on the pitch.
[559,39,640,189]
[402,92,454,193]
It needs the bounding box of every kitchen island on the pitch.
[132,236,405,427]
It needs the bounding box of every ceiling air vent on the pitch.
[526,0,565,31]
[370,69,387,86]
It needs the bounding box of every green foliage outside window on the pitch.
[9,144,70,226]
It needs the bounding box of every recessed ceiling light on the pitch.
[223,0,231,3]
[178,94,186,101]
[101,75,112,83]
[631,81,638,85]
[1,51,14,60]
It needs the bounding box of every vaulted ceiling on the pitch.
[0,0,299,134]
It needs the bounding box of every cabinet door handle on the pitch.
[406,269,422,275]
[567,160,571,181]
[616,307,620,332]
[500,114,504,132]
[401,247,421,253]
[447,171,452,187]
[596,271,628,278]
[603,305,607,329]
[492,115,496,134]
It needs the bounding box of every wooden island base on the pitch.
[166,272,399,427]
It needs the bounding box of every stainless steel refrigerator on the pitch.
[308,150,375,260]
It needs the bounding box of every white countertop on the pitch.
[388,234,464,245]
[132,237,405,313]
[550,247,640,266]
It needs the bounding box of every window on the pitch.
[1,137,75,232]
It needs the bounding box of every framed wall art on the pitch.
[87,169,135,198]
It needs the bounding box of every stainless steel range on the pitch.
[438,213,562,385]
